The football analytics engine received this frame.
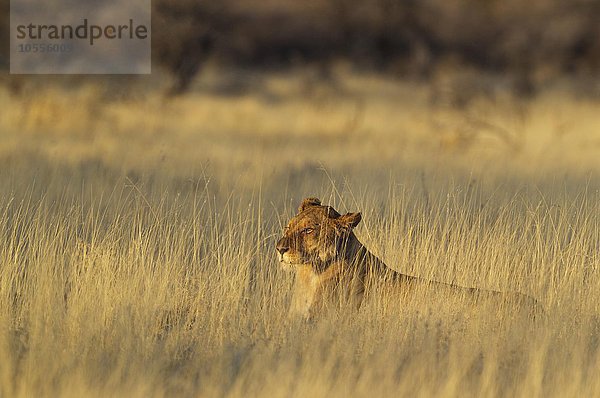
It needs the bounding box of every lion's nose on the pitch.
[277,245,289,255]
[276,239,289,255]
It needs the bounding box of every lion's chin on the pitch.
[279,255,310,272]
[279,261,296,272]
[278,252,298,271]
[279,255,305,271]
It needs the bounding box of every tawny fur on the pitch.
[276,197,541,320]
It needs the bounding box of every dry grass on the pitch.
[0,71,599,397]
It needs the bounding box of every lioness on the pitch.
[276,197,541,320]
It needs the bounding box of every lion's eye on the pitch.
[302,227,314,234]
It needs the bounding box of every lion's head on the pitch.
[276,197,362,272]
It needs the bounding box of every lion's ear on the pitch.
[339,212,362,229]
[298,197,321,212]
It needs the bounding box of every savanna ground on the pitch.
[0,69,599,397]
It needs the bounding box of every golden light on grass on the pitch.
[0,71,599,396]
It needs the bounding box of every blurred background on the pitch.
[3,0,599,92]
[1,0,599,194]
[148,0,600,95]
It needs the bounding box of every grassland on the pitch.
[0,70,599,397]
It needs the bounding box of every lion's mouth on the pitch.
[278,252,301,272]
[279,251,326,267]
[280,252,298,264]
[278,251,309,266]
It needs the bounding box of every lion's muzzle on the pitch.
[276,236,291,263]
[276,237,290,256]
